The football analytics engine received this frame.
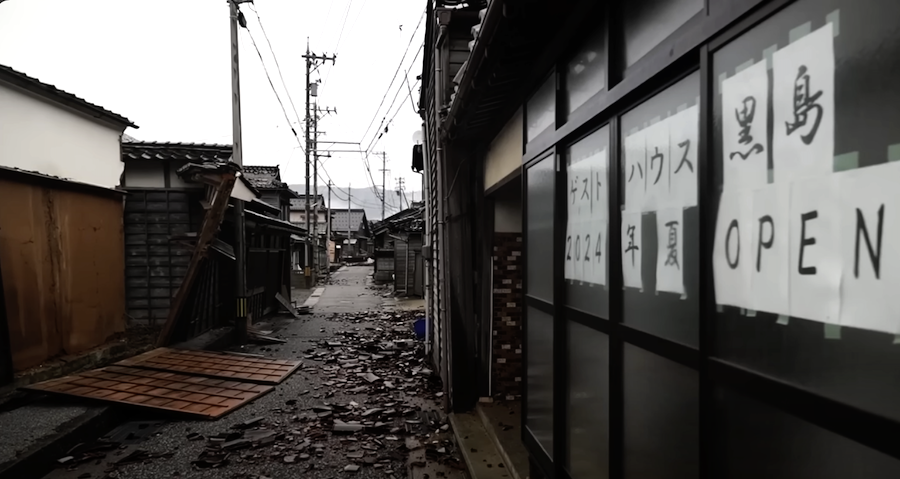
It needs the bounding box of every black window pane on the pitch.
[622,0,703,68]
[624,344,699,479]
[619,71,701,347]
[527,75,556,143]
[711,0,900,422]
[526,306,554,459]
[565,27,606,118]
[527,156,555,302]
[716,387,900,478]
[567,321,609,478]
[565,126,610,318]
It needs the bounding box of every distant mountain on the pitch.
[289,185,423,222]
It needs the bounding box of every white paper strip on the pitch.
[722,60,769,189]
[839,162,900,334]
[622,212,643,289]
[789,175,841,323]
[713,190,753,308]
[772,23,835,183]
[669,105,699,208]
[656,208,685,295]
[643,119,671,212]
[750,184,791,316]
[624,130,646,213]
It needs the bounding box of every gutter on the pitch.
[442,0,505,140]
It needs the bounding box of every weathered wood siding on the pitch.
[0,178,126,371]
[123,189,203,326]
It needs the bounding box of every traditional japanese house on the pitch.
[419,0,900,478]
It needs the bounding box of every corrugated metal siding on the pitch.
[423,7,443,382]
[124,190,204,326]
[375,256,394,282]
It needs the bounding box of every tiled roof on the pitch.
[290,195,326,210]
[331,209,367,233]
[0,64,136,128]
[242,165,288,189]
[122,142,233,162]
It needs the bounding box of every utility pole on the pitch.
[376,151,388,220]
[346,184,352,259]
[397,177,408,210]
[326,180,332,274]
[229,0,252,344]
[311,105,337,278]
[303,42,335,286]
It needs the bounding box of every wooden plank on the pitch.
[155,173,236,347]
[275,292,301,319]
[24,366,273,419]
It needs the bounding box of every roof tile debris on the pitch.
[122,142,233,163]
[373,204,424,234]
[0,64,136,128]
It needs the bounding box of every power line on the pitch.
[358,8,426,146]
[240,26,304,156]
[248,5,304,138]
[364,62,420,155]
[366,78,421,155]
[322,0,368,86]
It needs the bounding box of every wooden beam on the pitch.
[156,172,237,347]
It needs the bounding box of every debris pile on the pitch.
[185,309,458,475]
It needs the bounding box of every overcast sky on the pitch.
[0,0,426,207]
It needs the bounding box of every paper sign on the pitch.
[590,219,609,286]
[572,221,585,282]
[713,190,752,307]
[789,175,841,323]
[750,184,791,316]
[591,149,609,221]
[622,212,643,289]
[773,23,835,183]
[722,60,769,189]
[564,220,574,280]
[839,162,900,334]
[643,119,670,212]
[669,105,699,208]
[656,208,685,295]
[624,130,646,212]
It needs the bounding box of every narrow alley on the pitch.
[37,266,467,479]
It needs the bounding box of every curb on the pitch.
[0,406,123,479]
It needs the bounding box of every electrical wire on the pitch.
[367,43,425,154]
[248,5,304,141]
[358,8,426,146]
[240,26,305,157]
[322,0,368,86]
[366,78,421,155]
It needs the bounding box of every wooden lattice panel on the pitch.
[24,366,272,419]
[115,348,301,385]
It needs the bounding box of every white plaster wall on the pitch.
[484,108,523,191]
[0,84,124,188]
[495,195,522,233]
[123,161,165,187]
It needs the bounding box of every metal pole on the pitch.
[230,0,248,344]
[381,152,386,220]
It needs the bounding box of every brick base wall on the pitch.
[492,232,524,399]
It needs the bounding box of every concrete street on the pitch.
[40,266,465,479]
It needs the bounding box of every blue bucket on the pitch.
[413,318,426,340]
